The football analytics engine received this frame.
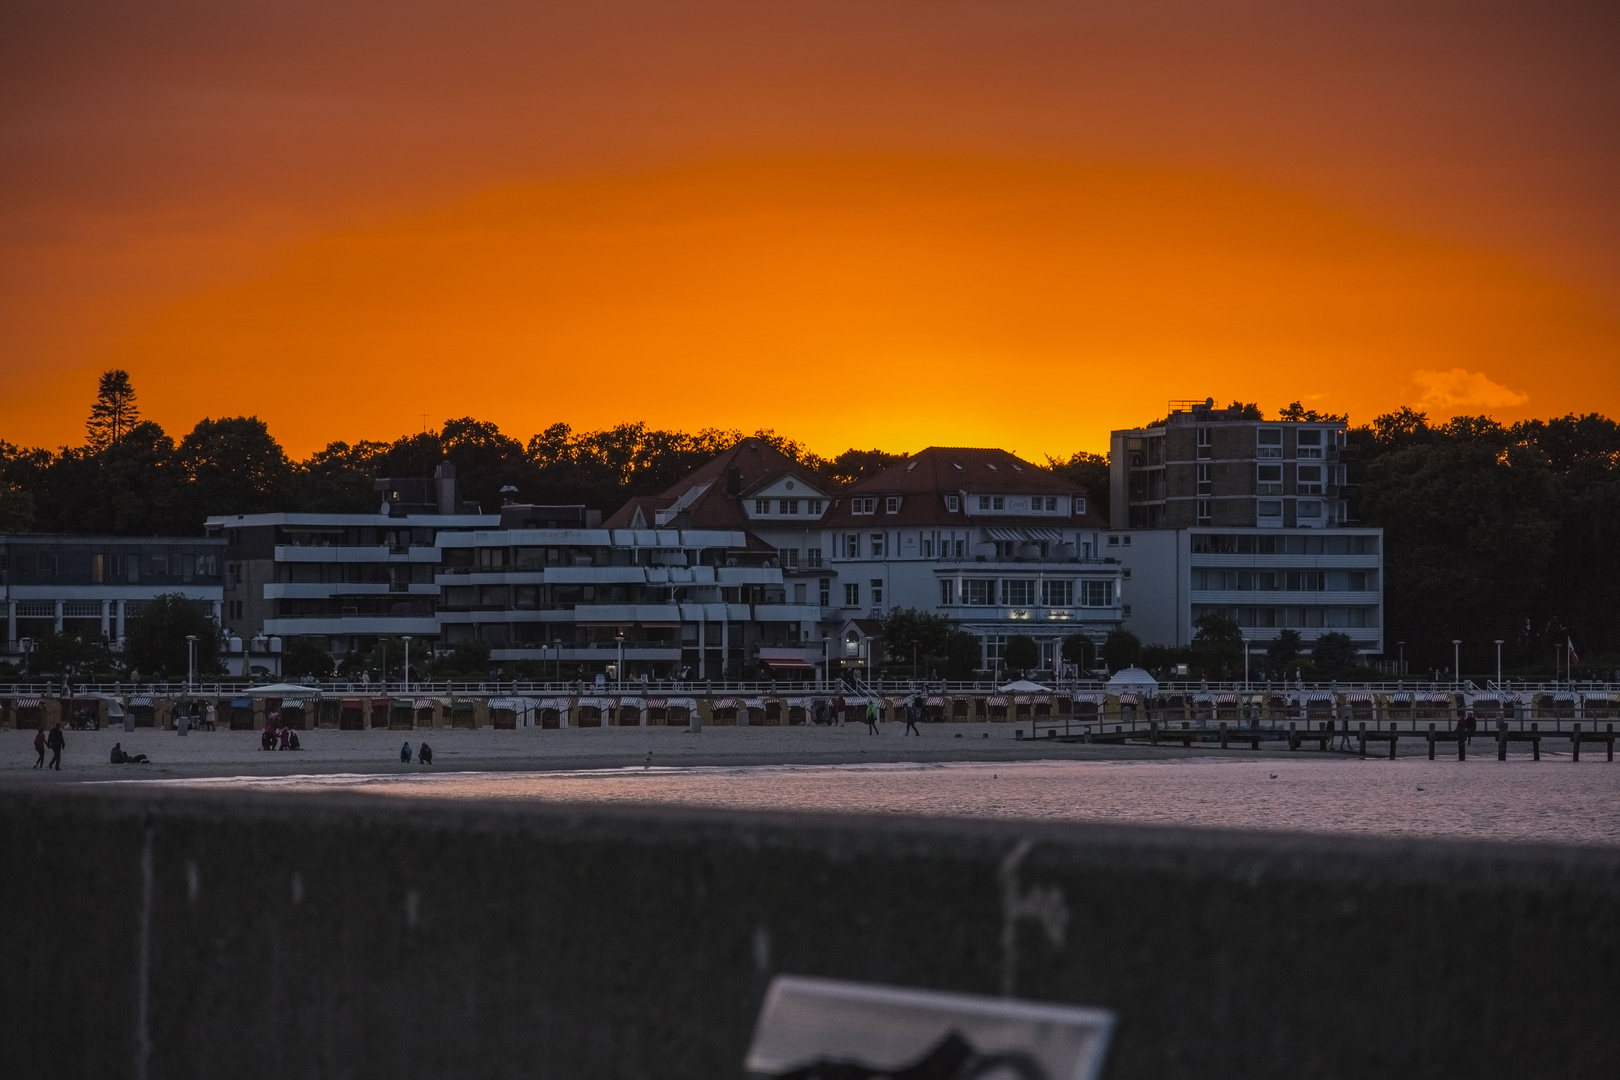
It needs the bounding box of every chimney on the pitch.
[434,461,457,515]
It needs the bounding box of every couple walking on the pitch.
[863,698,924,736]
[33,724,64,770]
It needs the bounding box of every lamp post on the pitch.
[379,638,386,693]
[1452,639,1461,686]
[185,634,198,691]
[401,636,411,694]
[1494,639,1504,688]
[616,632,626,692]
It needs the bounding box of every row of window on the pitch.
[753,498,825,516]
[849,495,1081,515]
[4,552,218,583]
[1191,605,1378,629]
[1198,427,1337,461]
[1190,533,1378,555]
[1192,569,1375,591]
[937,579,1114,607]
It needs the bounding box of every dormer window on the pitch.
[851,497,876,515]
[1075,497,1086,515]
[885,496,900,513]
[779,499,799,514]
[754,499,770,514]
[807,499,823,515]
[946,495,960,512]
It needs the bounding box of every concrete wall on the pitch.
[2,788,1616,1079]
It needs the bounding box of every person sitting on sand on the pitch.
[261,726,277,751]
[288,730,302,750]
[110,742,150,764]
[400,741,413,763]
[417,743,433,765]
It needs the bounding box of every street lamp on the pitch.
[1397,641,1405,678]
[185,634,198,690]
[615,632,626,692]
[1494,639,1504,688]
[1452,639,1461,686]
[401,636,412,693]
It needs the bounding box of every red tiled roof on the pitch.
[605,439,828,530]
[823,447,1104,528]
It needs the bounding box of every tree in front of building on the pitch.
[1002,634,1039,676]
[85,369,141,451]
[1311,632,1360,680]
[432,639,492,680]
[1191,612,1245,677]
[0,482,35,532]
[28,630,119,680]
[122,594,223,680]
[1101,629,1141,673]
[1061,633,1096,673]
[1265,629,1304,672]
[880,607,952,674]
[282,637,335,679]
[944,631,981,679]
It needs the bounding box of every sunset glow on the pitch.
[3,2,1618,457]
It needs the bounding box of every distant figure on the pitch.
[400,741,413,763]
[813,701,828,726]
[203,702,217,731]
[865,702,880,734]
[903,699,921,737]
[33,725,46,769]
[832,695,846,726]
[417,743,433,765]
[110,743,150,765]
[288,730,302,751]
[46,723,64,770]
[261,726,277,751]
[277,726,292,751]
[1337,705,1354,750]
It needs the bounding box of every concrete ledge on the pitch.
[3,786,1617,1079]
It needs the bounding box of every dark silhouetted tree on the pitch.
[1102,629,1141,672]
[1311,632,1360,680]
[1002,634,1039,675]
[85,369,140,451]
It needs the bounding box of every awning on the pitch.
[451,700,475,711]
[1034,694,1053,704]
[1346,692,1373,702]
[1072,693,1105,705]
[578,697,616,710]
[1193,693,1213,703]
[1430,693,1454,704]
[1307,693,1334,703]
[1391,692,1412,703]
[645,698,668,709]
[371,697,391,708]
[488,698,514,710]
[13,698,42,708]
[984,527,1065,541]
[665,698,698,711]
[129,696,153,707]
[414,698,436,709]
[762,657,813,668]
[536,698,571,711]
[1013,695,1032,705]
[926,696,945,706]
[742,698,766,710]
[712,698,739,709]
[987,696,1009,707]
[341,698,364,708]
[1215,693,1238,704]
[1117,694,1139,705]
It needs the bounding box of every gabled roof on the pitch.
[604,439,827,530]
[845,447,1083,496]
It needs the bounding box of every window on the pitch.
[1197,427,1213,459]
[1257,429,1283,458]
[1297,465,1323,494]
[755,499,771,514]
[1107,535,1119,547]
[1001,579,1035,605]
[994,496,1004,511]
[844,583,860,607]
[782,549,799,569]
[1298,500,1322,518]
[1197,463,1212,496]
[1197,500,1212,525]
[870,533,885,557]
[1081,580,1113,606]
[1042,580,1073,606]
[851,497,876,514]
[807,499,823,515]
[954,538,966,557]
[885,496,900,513]
[1297,429,1323,459]
[1257,464,1283,495]
[940,580,955,605]
[946,495,960,512]
[1258,499,1283,520]
[1121,568,1131,580]
[807,548,823,568]
[844,533,859,558]
[964,579,994,605]
[819,578,830,606]
[779,499,798,515]
[1075,497,1086,515]
[870,579,883,605]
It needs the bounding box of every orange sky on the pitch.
[3,1,1618,459]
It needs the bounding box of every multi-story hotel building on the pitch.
[1106,400,1384,655]
[822,447,1122,674]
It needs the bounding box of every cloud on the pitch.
[1411,368,1529,411]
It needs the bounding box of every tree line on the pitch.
[4,374,1619,678]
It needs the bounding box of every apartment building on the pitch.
[1106,400,1384,656]
[1110,398,1355,530]
[206,464,497,671]
[823,447,1122,674]
[435,524,822,679]
[1,534,224,658]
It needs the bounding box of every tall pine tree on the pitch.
[85,369,140,451]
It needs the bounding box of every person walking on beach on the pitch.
[864,701,880,734]
[33,724,46,769]
[903,698,921,737]
[46,723,65,770]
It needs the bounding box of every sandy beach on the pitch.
[4,720,1275,784]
